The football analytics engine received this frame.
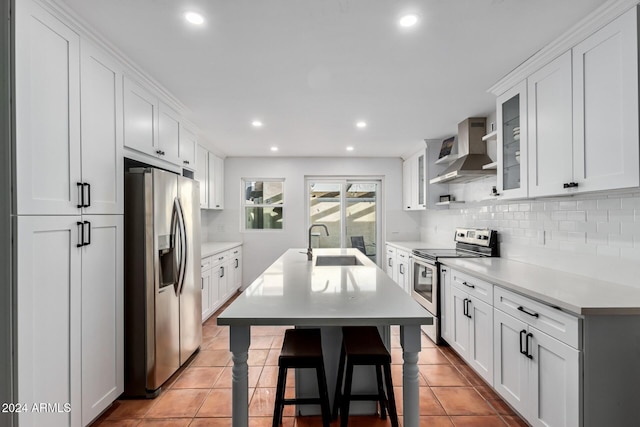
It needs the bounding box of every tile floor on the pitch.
[92,297,528,427]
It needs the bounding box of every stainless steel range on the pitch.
[411,227,498,343]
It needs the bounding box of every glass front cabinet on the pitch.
[496,80,528,199]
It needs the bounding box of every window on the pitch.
[242,179,284,230]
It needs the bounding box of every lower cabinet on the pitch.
[450,286,493,385]
[385,245,396,282]
[16,215,123,427]
[396,249,410,293]
[201,245,242,322]
[494,309,579,427]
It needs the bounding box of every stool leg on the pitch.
[272,366,288,427]
[340,361,354,427]
[375,364,387,420]
[382,363,399,427]
[315,361,331,427]
[332,344,346,420]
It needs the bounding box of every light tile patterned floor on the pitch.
[92,296,528,426]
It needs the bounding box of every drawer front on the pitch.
[201,256,212,273]
[211,251,230,268]
[396,249,409,263]
[386,245,396,256]
[231,246,242,258]
[494,286,580,349]
[451,269,493,305]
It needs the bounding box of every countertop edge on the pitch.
[201,241,242,258]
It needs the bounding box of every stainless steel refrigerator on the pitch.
[123,167,202,397]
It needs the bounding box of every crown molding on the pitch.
[488,0,639,96]
[36,0,191,117]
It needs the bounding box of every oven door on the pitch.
[411,258,438,317]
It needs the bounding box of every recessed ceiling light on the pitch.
[346,146,354,152]
[399,14,418,28]
[252,120,263,127]
[185,12,205,25]
[356,121,367,128]
[270,146,278,152]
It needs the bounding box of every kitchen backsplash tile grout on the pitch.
[421,181,640,287]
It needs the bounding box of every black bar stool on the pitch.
[332,326,399,427]
[272,328,331,427]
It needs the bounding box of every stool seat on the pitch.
[273,328,331,427]
[333,326,399,427]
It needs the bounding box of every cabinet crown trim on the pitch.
[488,0,638,96]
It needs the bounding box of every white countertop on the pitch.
[201,241,242,258]
[217,248,433,326]
[442,257,640,316]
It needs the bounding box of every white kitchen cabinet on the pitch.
[385,245,397,283]
[208,152,224,210]
[195,145,209,208]
[15,0,81,215]
[80,41,124,215]
[81,215,124,425]
[16,216,82,427]
[402,149,426,210]
[572,7,639,194]
[528,51,573,198]
[201,258,214,321]
[439,266,452,344]
[396,249,410,293]
[496,80,528,199]
[214,259,229,308]
[449,270,494,385]
[123,76,158,158]
[158,102,181,165]
[229,246,243,291]
[180,125,197,170]
[493,308,579,427]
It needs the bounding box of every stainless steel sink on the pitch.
[315,255,363,266]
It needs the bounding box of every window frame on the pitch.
[241,177,286,232]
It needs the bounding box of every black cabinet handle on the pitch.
[156,150,162,155]
[399,264,404,274]
[235,259,239,268]
[388,258,392,267]
[83,221,91,246]
[83,183,91,208]
[76,222,84,247]
[77,183,84,208]
[519,329,527,356]
[462,281,475,289]
[463,298,468,317]
[220,266,224,278]
[526,332,533,359]
[563,182,579,189]
[465,299,472,319]
[201,278,204,290]
[183,160,190,165]
[517,306,539,318]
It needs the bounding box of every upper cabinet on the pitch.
[497,81,528,199]
[572,8,639,193]
[179,125,197,170]
[528,52,573,197]
[208,152,224,210]
[195,144,209,208]
[123,76,158,158]
[403,149,426,210]
[14,0,81,215]
[493,5,640,199]
[158,102,181,165]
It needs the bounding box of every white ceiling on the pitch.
[60,0,606,158]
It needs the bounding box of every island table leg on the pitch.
[400,324,421,427]
[229,325,251,427]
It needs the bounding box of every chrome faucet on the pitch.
[307,223,329,260]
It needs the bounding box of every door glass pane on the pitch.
[413,262,434,304]
[502,94,521,191]
[309,182,341,248]
[346,182,377,262]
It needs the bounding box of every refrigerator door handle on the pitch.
[174,197,188,295]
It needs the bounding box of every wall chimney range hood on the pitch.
[429,117,496,184]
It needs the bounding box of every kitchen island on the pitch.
[217,248,432,427]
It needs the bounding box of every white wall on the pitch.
[202,157,419,287]
[421,177,640,287]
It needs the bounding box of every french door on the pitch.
[306,178,381,265]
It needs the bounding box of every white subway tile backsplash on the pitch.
[420,186,640,281]
[597,198,622,210]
